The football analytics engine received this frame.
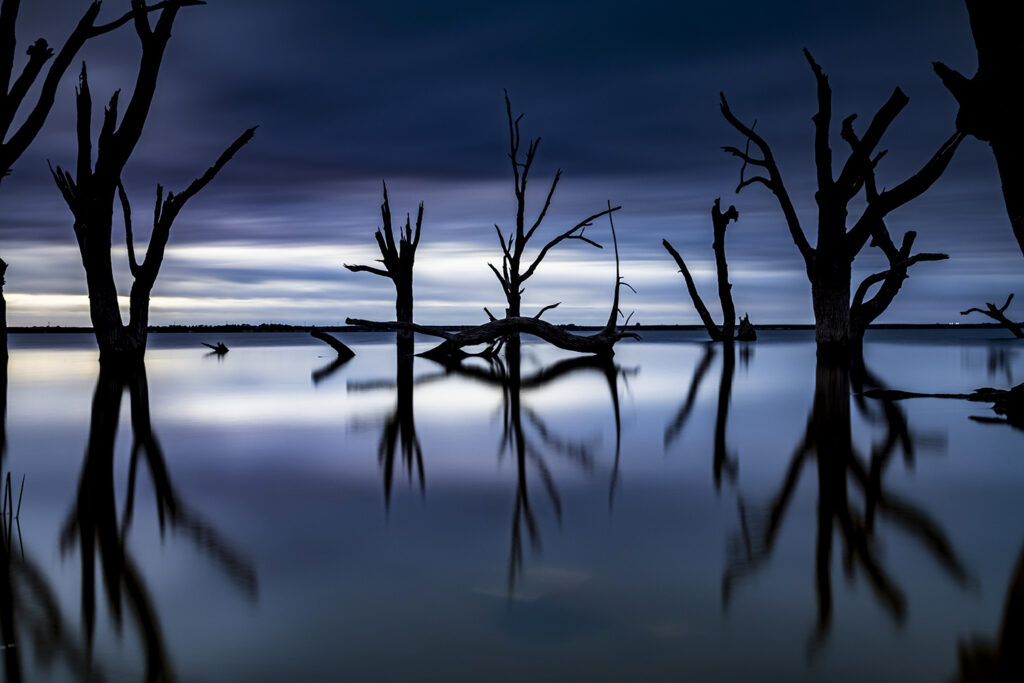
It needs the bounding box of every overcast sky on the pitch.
[0,0,1015,326]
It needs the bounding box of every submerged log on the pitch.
[202,342,229,355]
[864,382,1024,430]
[310,327,355,361]
[346,317,637,361]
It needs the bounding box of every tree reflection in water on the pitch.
[956,541,1024,682]
[54,360,257,680]
[723,353,969,654]
[346,346,428,511]
[432,339,632,593]
[665,342,752,491]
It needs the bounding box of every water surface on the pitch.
[2,330,1022,682]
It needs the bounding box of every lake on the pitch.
[2,330,1022,682]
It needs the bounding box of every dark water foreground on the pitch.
[1,330,1022,682]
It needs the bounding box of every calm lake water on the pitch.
[2,330,1022,682]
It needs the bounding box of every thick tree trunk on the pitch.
[991,140,1024,256]
[812,256,852,356]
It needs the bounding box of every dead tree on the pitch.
[1,1,193,359]
[344,183,422,352]
[489,91,619,320]
[934,2,1024,257]
[961,294,1024,338]
[721,50,961,357]
[663,198,755,341]
[348,207,638,359]
[49,4,254,362]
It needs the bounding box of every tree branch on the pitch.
[721,92,814,271]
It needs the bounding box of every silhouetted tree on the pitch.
[1,0,191,359]
[721,50,961,356]
[488,92,619,320]
[348,207,638,359]
[961,294,1024,338]
[50,8,254,361]
[344,183,422,354]
[934,2,1024,257]
[663,198,755,341]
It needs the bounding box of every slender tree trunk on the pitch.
[0,257,7,361]
[395,273,413,353]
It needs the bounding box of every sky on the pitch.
[0,0,1017,326]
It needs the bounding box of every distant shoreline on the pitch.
[7,322,1011,334]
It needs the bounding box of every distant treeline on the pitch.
[6,323,1010,334]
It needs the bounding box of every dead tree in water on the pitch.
[49,3,254,362]
[488,91,619,320]
[348,207,638,360]
[934,2,1024,258]
[344,183,422,352]
[721,50,960,357]
[961,294,1024,339]
[1,0,193,359]
[663,198,755,341]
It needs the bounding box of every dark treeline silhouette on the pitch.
[723,353,969,653]
[663,198,755,342]
[721,50,960,357]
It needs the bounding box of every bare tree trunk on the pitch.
[812,256,852,354]
[0,257,6,360]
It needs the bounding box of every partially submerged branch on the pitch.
[310,327,356,361]
[960,294,1024,339]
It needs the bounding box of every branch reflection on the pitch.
[58,360,257,679]
[432,339,632,594]
[724,353,969,654]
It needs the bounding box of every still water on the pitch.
[1,330,1022,682]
